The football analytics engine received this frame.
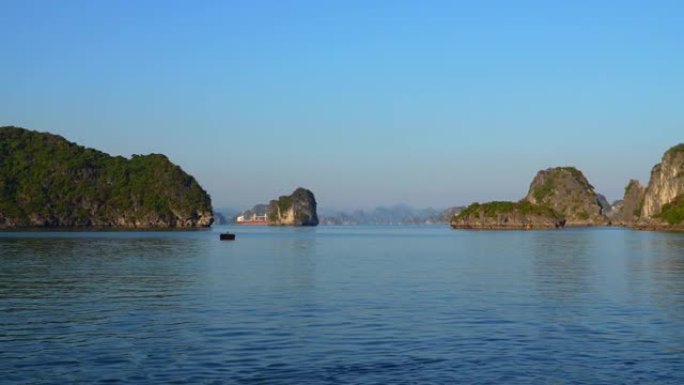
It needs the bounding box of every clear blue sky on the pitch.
[2,1,683,210]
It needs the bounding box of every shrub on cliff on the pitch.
[655,196,684,225]
[456,201,561,220]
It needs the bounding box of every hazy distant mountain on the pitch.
[212,208,240,224]
[213,212,228,225]
[237,204,268,220]
[319,204,463,225]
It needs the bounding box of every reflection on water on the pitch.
[531,229,595,304]
[0,236,206,301]
[269,231,318,292]
[2,226,684,384]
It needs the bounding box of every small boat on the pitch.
[220,232,236,241]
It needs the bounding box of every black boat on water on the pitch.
[220,233,235,241]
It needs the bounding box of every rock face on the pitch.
[596,194,612,215]
[641,144,684,218]
[627,144,684,230]
[0,126,213,228]
[451,201,565,230]
[611,179,645,225]
[524,167,608,226]
[451,166,609,230]
[267,187,319,226]
[607,200,624,221]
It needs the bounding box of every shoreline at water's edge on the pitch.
[0,226,213,232]
[451,223,684,232]
[630,224,684,232]
[450,225,560,230]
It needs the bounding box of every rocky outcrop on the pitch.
[451,201,565,230]
[610,179,645,225]
[267,187,319,226]
[625,144,684,230]
[597,194,611,215]
[524,167,608,226]
[607,200,624,220]
[0,126,213,228]
[641,144,684,218]
[451,166,610,230]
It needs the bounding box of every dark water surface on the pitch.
[2,226,684,384]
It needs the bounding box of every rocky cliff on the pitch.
[267,187,319,226]
[627,144,684,229]
[451,201,564,230]
[0,126,213,228]
[524,167,608,226]
[610,179,645,225]
[641,144,684,219]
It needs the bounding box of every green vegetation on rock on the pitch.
[524,166,605,225]
[0,126,213,227]
[456,201,560,220]
[451,200,564,230]
[278,195,293,214]
[532,167,593,196]
[533,180,554,201]
[655,195,684,225]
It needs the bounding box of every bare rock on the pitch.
[611,179,645,225]
[524,167,608,226]
[641,144,684,218]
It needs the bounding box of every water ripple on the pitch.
[1,227,684,383]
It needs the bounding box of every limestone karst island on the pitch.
[0,126,320,229]
[451,144,684,231]
[0,126,213,228]
[236,188,319,226]
[1,125,683,232]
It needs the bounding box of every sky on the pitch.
[1,0,683,210]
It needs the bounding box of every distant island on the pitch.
[238,187,319,226]
[452,143,684,231]
[228,204,462,226]
[319,205,462,226]
[0,126,213,228]
[2,125,683,232]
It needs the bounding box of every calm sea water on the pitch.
[1,226,684,384]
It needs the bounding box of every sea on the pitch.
[1,225,684,384]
